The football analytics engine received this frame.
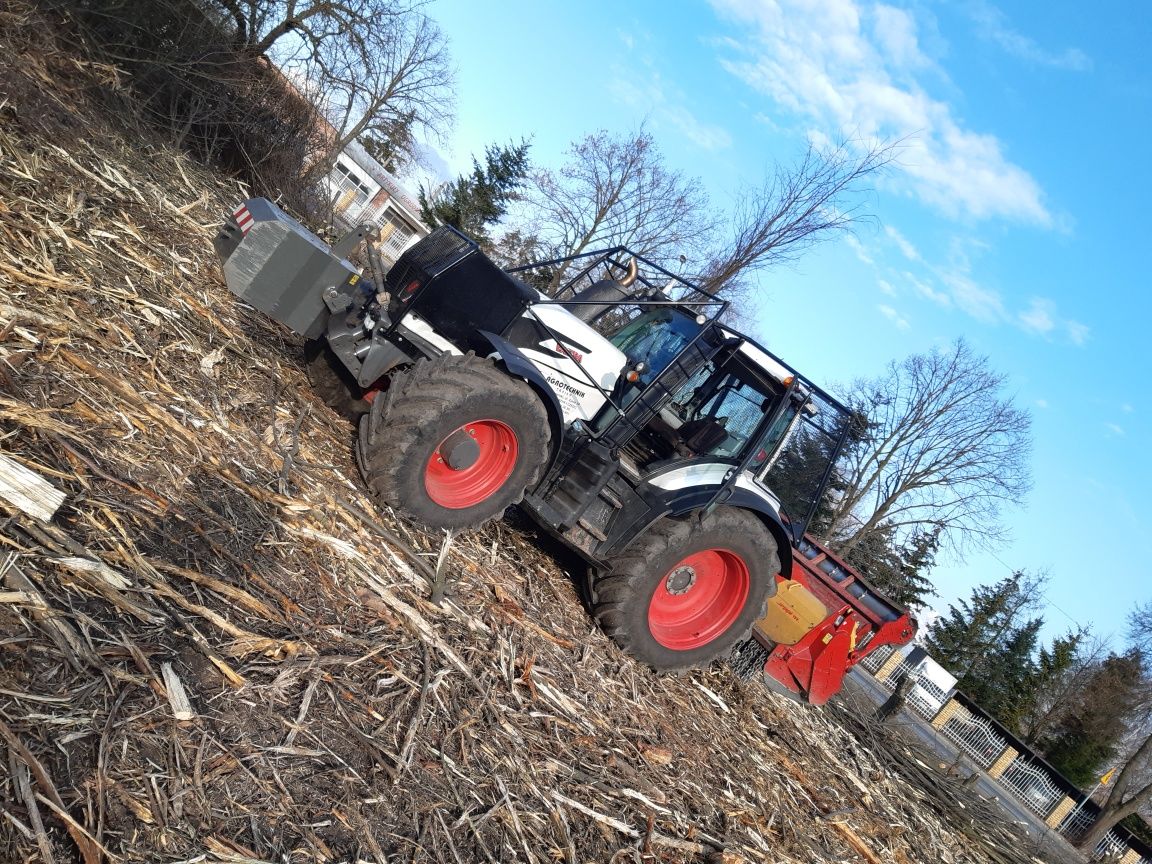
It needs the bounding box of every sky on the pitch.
[420,0,1152,647]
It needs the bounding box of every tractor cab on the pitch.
[599,310,793,470]
[505,248,855,561]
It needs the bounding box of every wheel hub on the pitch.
[424,419,519,510]
[438,428,481,470]
[664,565,697,595]
[647,548,752,651]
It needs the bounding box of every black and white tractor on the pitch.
[215,199,854,670]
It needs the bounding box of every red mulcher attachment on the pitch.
[751,535,916,705]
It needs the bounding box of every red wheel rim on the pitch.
[648,549,750,650]
[424,419,519,509]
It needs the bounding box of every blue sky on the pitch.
[422,0,1151,646]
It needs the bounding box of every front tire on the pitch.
[358,354,550,531]
[592,508,780,671]
[304,340,369,421]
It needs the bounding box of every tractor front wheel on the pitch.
[358,354,550,531]
[592,508,780,671]
[304,340,370,421]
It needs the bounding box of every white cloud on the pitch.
[877,278,896,296]
[662,104,734,151]
[872,5,928,70]
[1018,297,1056,335]
[907,272,951,307]
[710,0,1052,226]
[845,234,874,265]
[939,270,1005,323]
[885,225,921,262]
[1121,403,1134,414]
[1065,320,1090,346]
[878,304,910,329]
[609,68,731,152]
[1035,398,1048,409]
[964,0,1091,71]
[1013,296,1091,344]
[1106,422,1126,438]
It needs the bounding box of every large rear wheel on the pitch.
[592,508,780,671]
[358,354,550,530]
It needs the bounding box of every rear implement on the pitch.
[736,534,916,705]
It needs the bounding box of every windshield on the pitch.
[606,308,702,385]
[660,358,780,460]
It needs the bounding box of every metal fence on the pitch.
[858,648,953,722]
[857,644,894,674]
[998,758,1063,818]
[1061,808,1135,862]
[938,705,1007,771]
[857,653,1152,864]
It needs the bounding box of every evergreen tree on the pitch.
[766,406,867,539]
[924,571,1056,726]
[924,571,1042,682]
[418,140,531,245]
[1041,649,1145,786]
[964,616,1042,726]
[359,111,417,174]
[1017,627,1090,747]
[839,522,939,611]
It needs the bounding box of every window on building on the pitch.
[332,161,374,214]
[380,213,413,257]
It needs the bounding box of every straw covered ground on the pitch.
[0,5,1078,863]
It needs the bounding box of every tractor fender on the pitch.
[475,330,565,472]
[721,487,796,580]
[603,483,794,581]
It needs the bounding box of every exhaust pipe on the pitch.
[568,258,639,323]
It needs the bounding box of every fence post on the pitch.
[1046,796,1075,829]
[874,649,904,683]
[987,746,1018,779]
[930,698,960,730]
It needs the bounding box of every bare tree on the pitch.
[285,8,453,184]
[825,339,1031,556]
[215,0,405,57]
[513,129,716,288]
[1076,671,1152,851]
[1072,608,1152,851]
[1130,601,1152,656]
[56,0,453,206]
[700,138,896,298]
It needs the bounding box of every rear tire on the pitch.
[358,353,550,531]
[304,340,369,421]
[592,507,780,671]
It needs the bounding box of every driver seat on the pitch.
[677,417,728,455]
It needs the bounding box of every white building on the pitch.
[326,139,427,267]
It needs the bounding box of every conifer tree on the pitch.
[419,141,531,245]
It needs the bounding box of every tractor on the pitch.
[215,199,857,671]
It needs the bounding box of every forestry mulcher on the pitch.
[215,199,884,674]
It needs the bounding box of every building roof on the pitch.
[339,138,423,224]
